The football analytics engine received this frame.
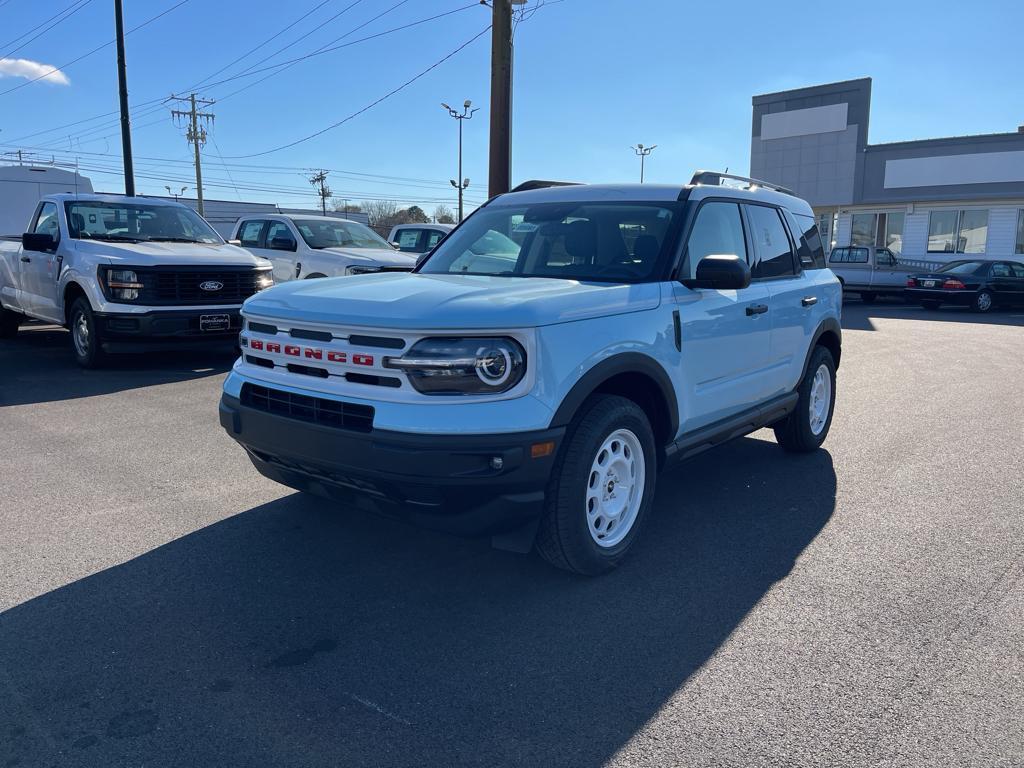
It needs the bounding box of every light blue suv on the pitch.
[219,172,842,575]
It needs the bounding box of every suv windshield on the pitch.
[64,201,221,244]
[419,201,681,282]
[294,219,392,250]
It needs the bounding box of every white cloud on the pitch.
[0,58,70,86]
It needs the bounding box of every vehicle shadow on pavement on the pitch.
[0,323,234,406]
[0,436,836,768]
[841,301,1024,331]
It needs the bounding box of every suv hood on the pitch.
[243,272,661,330]
[317,246,417,269]
[76,239,270,268]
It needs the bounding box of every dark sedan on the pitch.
[905,259,1024,313]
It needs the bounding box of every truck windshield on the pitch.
[418,201,680,282]
[294,219,392,250]
[64,201,222,244]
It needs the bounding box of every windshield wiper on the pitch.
[145,237,206,243]
[80,233,143,243]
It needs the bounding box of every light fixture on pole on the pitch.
[165,185,187,201]
[632,143,657,183]
[442,99,478,222]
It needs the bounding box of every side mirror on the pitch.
[415,251,432,268]
[23,232,57,252]
[270,236,296,252]
[227,238,242,246]
[391,241,402,250]
[682,254,751,290]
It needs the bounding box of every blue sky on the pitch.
[1,0,1022,213]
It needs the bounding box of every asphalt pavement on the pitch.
[1,301,1022,767]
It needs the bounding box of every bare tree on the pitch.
[361,199,400,228]
[433,204,456,224]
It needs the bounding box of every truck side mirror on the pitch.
[682,254,751,290]
[269,236,297,252]
[22,232,57,253]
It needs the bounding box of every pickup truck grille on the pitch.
[240,383,375,433]
[149,268,266,304]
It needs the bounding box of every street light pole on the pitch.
[443,100,478,222]
[632,143,657,183]
[114,0,135,196]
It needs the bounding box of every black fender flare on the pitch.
[549,352,679,437]
[802,316,842,379]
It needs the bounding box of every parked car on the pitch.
[0,194,273,367]
[828,245,912,302]
[388,223,454,254]
[905,259,1024,312]
[231,214,416,282]
[220,171,842,575]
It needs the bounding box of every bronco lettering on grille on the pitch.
[245,337,374,366]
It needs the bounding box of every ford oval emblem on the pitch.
[199,280,223,292]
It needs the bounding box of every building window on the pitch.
[850,212,904,253]
[927,209,988,254]
[1016,210,1024,254]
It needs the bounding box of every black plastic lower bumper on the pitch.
[219,393,564,537]
[96,308,242,351]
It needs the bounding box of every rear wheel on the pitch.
[860,291,876,304]
[69,296,106,368]
[774,346,836,453]
[0,307,22,338]
[536,394,656,575]
[921,300,941,311]
[971,289,994,313]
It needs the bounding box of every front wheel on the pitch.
[774,346,836,453]
[971,289,994,313]
[0,307,22,338]
[536,394,657,575]
[69,296,106,368]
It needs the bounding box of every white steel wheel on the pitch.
[808,363,832,436]
[72,308,91,358]
[585,428,646,548]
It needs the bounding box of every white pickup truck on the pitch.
[0,193,273,366]
[230,214,416,282]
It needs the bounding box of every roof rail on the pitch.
[689,170,796,197]
[509,179,582,193]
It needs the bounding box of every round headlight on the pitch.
[476,344,512,386]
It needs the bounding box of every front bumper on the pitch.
[219,392,564,537]
[904,288,974,305]
[96,308,242,351]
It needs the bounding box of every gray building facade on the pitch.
[750,78,1024,264]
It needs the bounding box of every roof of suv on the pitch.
[494,181,814,216]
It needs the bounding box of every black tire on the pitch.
[921,300,941,311]
[971,289,994,314]
[0,307,22,339]
[536,394,657,575]
[68,296,106,368]
[860,292,876,304]
[773,346,836,453]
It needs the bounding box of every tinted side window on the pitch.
[425,230,445,249]
[991,263,1011,278]
[684,201,747,278]
[265,221,293,245]
[238,220,265,247]
[746,204,796,279]
[1011,263,1024,278]
[790,211,825,269]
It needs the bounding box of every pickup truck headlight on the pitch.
[255,270,274,290]
[102,268,144,301]
[385,337,526,395]
[346,265,380,276]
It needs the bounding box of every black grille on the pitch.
[240,383,374,433]
[150,269,267,304]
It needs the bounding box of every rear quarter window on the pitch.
[789,211,826,269]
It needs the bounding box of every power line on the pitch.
[224,25,491,159]
[0,0,92,55]
[0,0,191,97]
[169,93,215,214]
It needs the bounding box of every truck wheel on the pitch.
[860,292,876,303]
[773,346,836,453]
[0,308,22,339]
[971,290,994,313]
[536,394,657,575]
[69,296,106,368]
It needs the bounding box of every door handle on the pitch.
[801,296,818,307]
[294,262,302,278]
[20,256,31,262]
[745,304,768,316]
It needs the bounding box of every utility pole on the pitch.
[442,100,477,222]
[169,94,215,215]
[488,0,519,197]
[632,143,657,183]
[308,170,332,215]
[114,0,135,196]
